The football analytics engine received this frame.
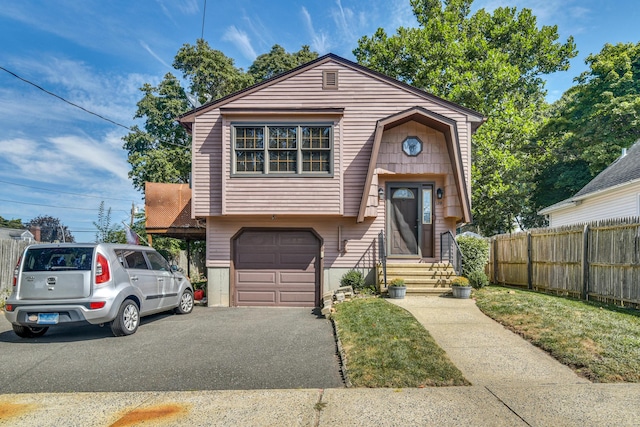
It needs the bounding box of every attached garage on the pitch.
[233,229,321,307]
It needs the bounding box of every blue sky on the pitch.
[0,0,638,241]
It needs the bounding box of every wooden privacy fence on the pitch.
[488,217,640,307]
[0,240,30,301]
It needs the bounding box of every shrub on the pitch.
[467,270,489,289]
[340,270,366,289]
[388,278,405,287]
[451,277,470,287]
[456,235,490,278]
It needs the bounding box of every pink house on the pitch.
[178,54,484,307]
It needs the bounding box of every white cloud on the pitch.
[223,26,258,61]
[331,0,355,42]
[387,0,418,30]
[49,134,130,181]
[176,0,200,15]
[140,40,173,70]
[242,14,272,51]
[301,7,330,54]
[0,132,130,184]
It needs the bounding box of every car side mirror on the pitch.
[170,265,179,272]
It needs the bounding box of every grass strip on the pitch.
[332,297,469,387]
[474,286,640,382]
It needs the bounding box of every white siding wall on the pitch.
[548,184,640,227]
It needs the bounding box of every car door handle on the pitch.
[130,276,138,281]
[158,278,164,282]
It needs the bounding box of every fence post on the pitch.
[493,237,499,284]
[527,232,533,290]
[582,224,590,301]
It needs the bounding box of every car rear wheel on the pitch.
[175,289,194,314]
[111,299,140,336]
[13,324,49,338]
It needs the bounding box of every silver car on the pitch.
[4,243,194,337]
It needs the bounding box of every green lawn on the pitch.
[474,286,640,382]
[331,297,469,387]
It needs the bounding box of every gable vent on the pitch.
[323,70,338,90]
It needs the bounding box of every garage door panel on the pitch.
[237,291,277,305]
[234,230,319,307]
[279,292,317,303]
[278,233,315,245]
[279,271,316,284]
[241,232,277,246]
[237,271,277,283]
[278,253,316,267]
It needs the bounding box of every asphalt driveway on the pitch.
[0,306,344,393]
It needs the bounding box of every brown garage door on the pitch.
[234,230,319,307]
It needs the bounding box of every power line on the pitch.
[0,198,129,214]
[0,65,132,131]
[0,65,193,150]
[0,179,135,202]
[201,0,207,39]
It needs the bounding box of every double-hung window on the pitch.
[233,124,332,175]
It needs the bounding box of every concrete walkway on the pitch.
[1,296,639,426]
[388,296,589,387]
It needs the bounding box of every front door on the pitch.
[387,184,434,257]
[389,186,419,255]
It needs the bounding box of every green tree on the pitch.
[173,38,254,105]
[93,201,125,243]
[0,216,24,229]
[354,0,577,234]
[248,44,318,81]
[122,73,192,192]
[26,215,74,243]
[530,42,640,215]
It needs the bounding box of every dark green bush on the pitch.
[467,270,489,289]
[340,270,366,289]
[456,235,490,278]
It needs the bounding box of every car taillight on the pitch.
[89,301,106,309]
[95,254,111,284]
[13,256,21,286]
[5,304,13,312]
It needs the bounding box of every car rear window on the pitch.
[22,247,95,272]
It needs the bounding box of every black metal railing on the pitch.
[353,238,377,280]
[378,231,387,287]
[440,231,462,275]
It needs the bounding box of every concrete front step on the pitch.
[377,262,458,295]
[407,286,451,296]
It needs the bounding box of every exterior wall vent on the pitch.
[323,70,338,90]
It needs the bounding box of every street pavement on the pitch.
[1,296,639,426]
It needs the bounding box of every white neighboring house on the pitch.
[0,227,35,243]
[539,140,640,227]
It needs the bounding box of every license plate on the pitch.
[37,313,59,325]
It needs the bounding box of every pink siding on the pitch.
[191,59,473,218]
[374,123,462,220]
[206,216,383,269]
